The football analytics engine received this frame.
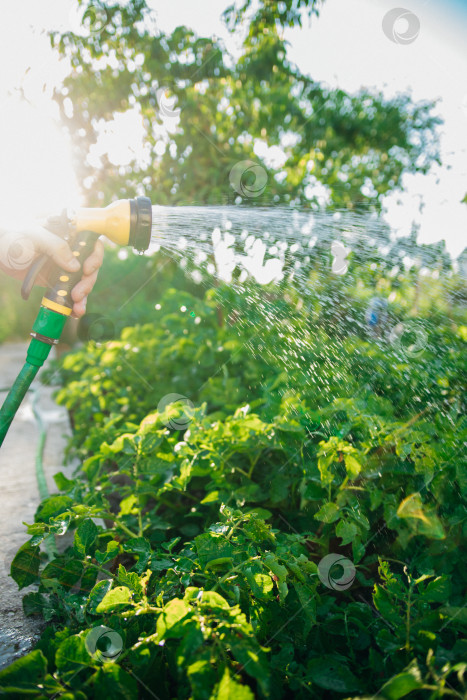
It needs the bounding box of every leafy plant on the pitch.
[2,266,466,698]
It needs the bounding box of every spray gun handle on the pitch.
[21,210,73,301]
[41,230,99,316]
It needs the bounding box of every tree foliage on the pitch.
[51,0,441,209]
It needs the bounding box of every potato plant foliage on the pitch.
[1,245,466,699]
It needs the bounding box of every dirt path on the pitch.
[0,342,74,669]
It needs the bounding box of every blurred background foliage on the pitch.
[51,0,441,208]
[0,0,464,344]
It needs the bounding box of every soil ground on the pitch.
[0,342,74,669]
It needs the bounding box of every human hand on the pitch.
[0,225,104,318]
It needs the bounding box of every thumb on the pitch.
[35,230,81,272]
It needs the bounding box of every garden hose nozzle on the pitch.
[40,196,152,316]
[0,196,152,447]
[73,196,152,251]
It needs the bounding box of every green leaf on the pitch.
[118,494,139,516]
[95,540,120,565]
[243,517,275,544]
[0,650,47,693]
[307,656,359,692]
[380,662,423,699]
[41,556,84,589]
[397,493,445,539]
[336,519,358,546]
[205,557,234,569]
[122,537,151,573]
[53,471,74,491]
[263,553,288,602]
[35,495,73,523]
[91,665,138,700]
[212,667,255,699]
[150,557,174,573]
[175,624,204,669]
[198,590,231,610]
[55,635,91,671]
[318,454,335,485]
[200,490,220,504]
[314,501,340,524]
[187,655,218,699]
[117,564,143,597]
[22,592,47,617]
[74,518,99,558]
[228,637,270,696]
[439,606,467,626]
[10,541,40,589]
[245,568,274,599]
[96,586,133,613]
[157,598,191,638]
[423,576,451,602]
[194,532,234,568]
[87,579,113,615]
[344,454,362,479]
[373,585,401,627]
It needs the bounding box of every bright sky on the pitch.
[0,0,466,255]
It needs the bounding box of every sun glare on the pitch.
[1,97,80,225]
[0,0,79,227]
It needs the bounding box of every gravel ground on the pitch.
[0,342,74,669]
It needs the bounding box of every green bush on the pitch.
[1,261,466,698]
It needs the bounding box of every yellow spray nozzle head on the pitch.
[74,197,152,252]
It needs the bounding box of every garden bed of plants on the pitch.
[0,256,466,699]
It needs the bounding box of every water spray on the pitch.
[0,197,152,447]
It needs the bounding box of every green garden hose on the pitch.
[0,362,39,445]
[0,197,152,448]
[31,388,50,502]
[31,387,58,559]
[0,306,68,448]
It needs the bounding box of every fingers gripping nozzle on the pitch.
[0,197,154,448]
[21,197,152,300]
[41,196,153,314]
